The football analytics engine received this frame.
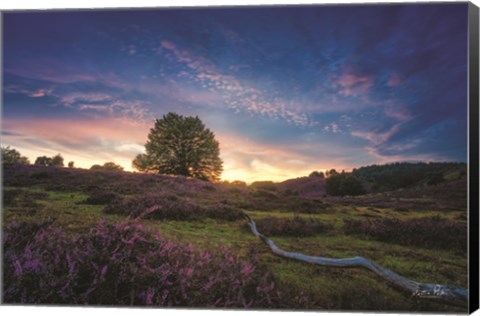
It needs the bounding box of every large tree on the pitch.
[133,113,223,181]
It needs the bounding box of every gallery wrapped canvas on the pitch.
[1,1,479,314]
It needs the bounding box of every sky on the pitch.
[2,3,469,182]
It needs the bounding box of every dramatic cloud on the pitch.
[2,4,469,181]
[334,72,375,97]
[158,38,311,126]
[2,118,150,170]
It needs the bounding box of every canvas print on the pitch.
[1,2,477,313]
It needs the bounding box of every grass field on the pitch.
[1,165,468,311]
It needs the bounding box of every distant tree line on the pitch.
[351,162,466,192]
[323,162,466,196]
[325,170,365,197]
[1,146,126,172]
[4,113,223,182]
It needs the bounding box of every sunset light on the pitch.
[2,3,475,311]
[2,5,468,181]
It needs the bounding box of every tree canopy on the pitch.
[133,112,223,182]
[325,172,365,196]
[324,162,466,196]
[35,154,64,167]
[1,146,30,165]
[91,162,124,171]
[351,162,465,192]
[309,170,325,178]
[51,154,64,167]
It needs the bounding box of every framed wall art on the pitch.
[1,1,479,314]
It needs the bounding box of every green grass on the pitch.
[1,185,468,312]
[3,186,124,233]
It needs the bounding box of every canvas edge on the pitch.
[0,2,477,314]
[0,9,5,306]
[468,1,480,314]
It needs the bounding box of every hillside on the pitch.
[278,175,326,199]
[352,162,467,192]
[249,162,467,211]
[2,163,468,311]
[3,162,468,216]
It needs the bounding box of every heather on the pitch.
[3,164,334,214]
[2,164,469,311]
[343,216,467,252]
[103,192,244,221]
[252,215,333,237]
[3,219,310,307]
[81,190,121,205]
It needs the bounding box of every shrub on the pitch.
[104,193,200,220]
[104,193,244,221]
[81,191,121,205]
[35,156,53,166]
[253,215,333,237]
[30,171,50,180]
[343,216,467,252]
[252,189,279,199]
[3,220,311,307]
[250,181,277,191]
[3,189,22,207]
[3,190,48,208]
[51,154,64,167]
[231,180,247,187]
[90,162,124,171]
[203,203,244,221]
[289,198,329,214]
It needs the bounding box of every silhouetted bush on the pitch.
[35,156,52,166]
[344,216,467,252]
[309,171,324,178]
[1,146,30,165]
[253,215,333,237]
[91,162,124,171]
[51,154,64,167]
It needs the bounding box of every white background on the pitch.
[0,1,479,316]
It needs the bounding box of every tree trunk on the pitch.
[244,214,468,308]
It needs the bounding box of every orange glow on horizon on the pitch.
[3,117,350,183]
